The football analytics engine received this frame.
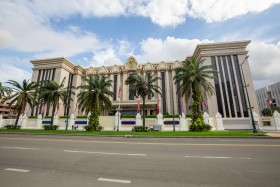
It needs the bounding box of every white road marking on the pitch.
[2,146,39,150]
[4,168,30,172]
[98,178,131,184]
[64,150,146,156]
[185,156,251,159]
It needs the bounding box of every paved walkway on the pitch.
[267,133,280,137]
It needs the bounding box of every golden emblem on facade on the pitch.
[128,58,135,68]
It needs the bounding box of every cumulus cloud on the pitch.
[90,40,134,66]
[0,57,32,84]
[248,42,280,89]
[188,0,280,23]
[135,37,211,63]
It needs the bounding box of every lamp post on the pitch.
[240,56,258,133]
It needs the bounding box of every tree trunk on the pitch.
[50,104,56,127]
[15,102,23,126]
[142,97,146,128]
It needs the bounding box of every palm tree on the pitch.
[125,74,161,128]
[4,80,38,126]
[77,76,113,130]
[174,58,216,130]
[39,79,75,127]
[0,82,12,103]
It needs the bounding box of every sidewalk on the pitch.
[267,132,280,137]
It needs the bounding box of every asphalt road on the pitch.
[0,134,279,187]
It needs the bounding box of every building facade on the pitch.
[30,40,259,118]
[256,82,280,114]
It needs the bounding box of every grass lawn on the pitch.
[0,129,267,136]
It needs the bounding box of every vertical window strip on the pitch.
[129,74,134,100]
[52,68,56,80]
[161,71,166,114]
[211,56,224,116]
[218,56,230,117]
[113,74,117,101]
[147,72,151,100]
[223,56,235,117]
[233,55,248,117]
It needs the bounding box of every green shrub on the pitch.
[84,125,103,131]
[44,116,51,119]
[76,116,87,119]
[185,114,192,118]
[189,118,212,132]
[132,126,150,132]
[4,125,21,130]
[59,116,69,119]
[121,115,135,118]
[43,125,59,130]
[28,116,37,119]
[163,114,179,118]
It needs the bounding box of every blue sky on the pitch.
[0,0,280,89]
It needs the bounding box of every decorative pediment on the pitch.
[125,56,138,70]
[173,61,182,68]
[99,66,108,74]
[143,62,153,71]
[111,65,120,73]
[86,67,96,75]
[158,61,166,70]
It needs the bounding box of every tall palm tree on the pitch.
[39,79,75,127]
[77,76,113,130]
[4,79,38,126]
[125,74,161,128]
[0,82,12,103]
[174,58,216,128]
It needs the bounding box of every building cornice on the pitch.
[191,40,251,60]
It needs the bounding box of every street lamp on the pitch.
[240,56,258,133]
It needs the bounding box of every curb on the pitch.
[0,132,278,139]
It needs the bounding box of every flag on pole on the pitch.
[203,100,208,110]
[268,99,273,107]
[136,99,140,113]
[41,104,45,116]
[156,99,161,114]
[118,86,122,98]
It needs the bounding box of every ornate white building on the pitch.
[30,40,259,118]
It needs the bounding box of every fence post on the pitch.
[179,112,187,131]
[203,112,209,124]
[157,113,164,131]
[215,112,224,130]
[253,111,260,130]
[0,115,3,128]
[136,113,142,126]
[273,111,280,131]
[53,114,58,126]
[69,114,75,130]
[36,114,42,129]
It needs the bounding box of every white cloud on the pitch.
[0,57,32,84]
[90,40,134,66]
[135,37,211,63]
[248,42,280,89]
[134,0,189,26]
[0,1,104,58]
[188,0,280,23]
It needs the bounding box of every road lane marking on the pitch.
[64,150,146,156]
[98,178,131,184]
[185,156,251,159]
[4,168,30,172]
[0,137,279,147]
[2,146,39,150]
